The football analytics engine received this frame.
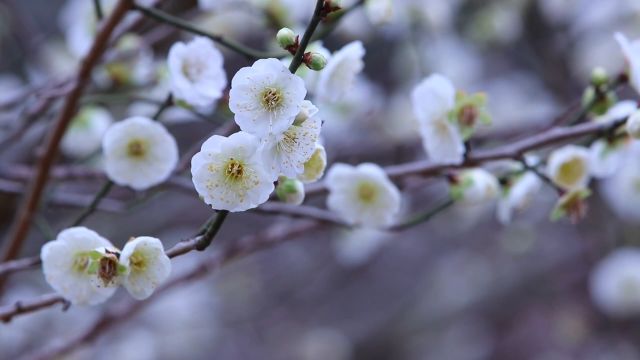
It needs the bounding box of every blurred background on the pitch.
[1,0,640,359]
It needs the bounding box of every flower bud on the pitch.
[626,110,640,139]
[276,177,305,205]
[298,144,327,183]
[277,28,296,49]
[591,67,609,87]
[305,52,328,71]
[450,168,499,204]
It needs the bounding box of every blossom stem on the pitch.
[289,0,326,73]
[152,93,173,120]
[132,3,283,60]
[390,197,455,232]
[93,0,104,20]
[195,210,230,251]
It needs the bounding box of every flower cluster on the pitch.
[191,58,324,212]
[41,227,171,304]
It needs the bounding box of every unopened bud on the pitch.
[305,52,327,71]
[277,28,296,49]
[591,67,609,87]
[276,177,305,205]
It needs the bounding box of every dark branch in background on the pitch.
[70,181,114,227]
[0,0,135,290]
[131,3,284,60]
[289,0,326,73]
[389,197,455,232]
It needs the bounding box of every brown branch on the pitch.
[0,220,318,326]
[0,293,69,324]
[306,116,629,196]
[0,0,135,273]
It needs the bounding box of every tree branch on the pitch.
[0,0,135,283]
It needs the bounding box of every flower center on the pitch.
[182,58,205,82]
[260,87,284,112]
[126,139,148,158]
[557,158,585,186]
[129,251,147,273]
[458,104,478,127]
[357,182,378,204]
[224,159,245,182]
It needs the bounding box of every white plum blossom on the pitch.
[61,106,112,159]
[600,142,640,222]
[41,227,117,305]
[120,237,171,300]
[229,58,307,137]
[456,168,500,205]
[102,116,179,191]
[625,110,640,138]
[168,37,227,110]
[191,131,275,212]
[298,144,327,183]
[497,172,542,224]
[411,74,465,164]
[316,41,365,103]
[326,163,401,228]
[590,248,640,318]
[262,101,322,178]
[615,33,640,94]
[546,145,591,191]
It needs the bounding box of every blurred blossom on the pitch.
[590,247,640,317]
[61,106,113,159]
[333,228,389,266]
[588,140,624,179]
[600,141,640,222]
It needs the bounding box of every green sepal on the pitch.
[87,261,99,275]
[117,264,128,275]
[449,176,474,201]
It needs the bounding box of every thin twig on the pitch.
[131,3,283,60]
[70,181,114,227]
[289,0,326,73]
